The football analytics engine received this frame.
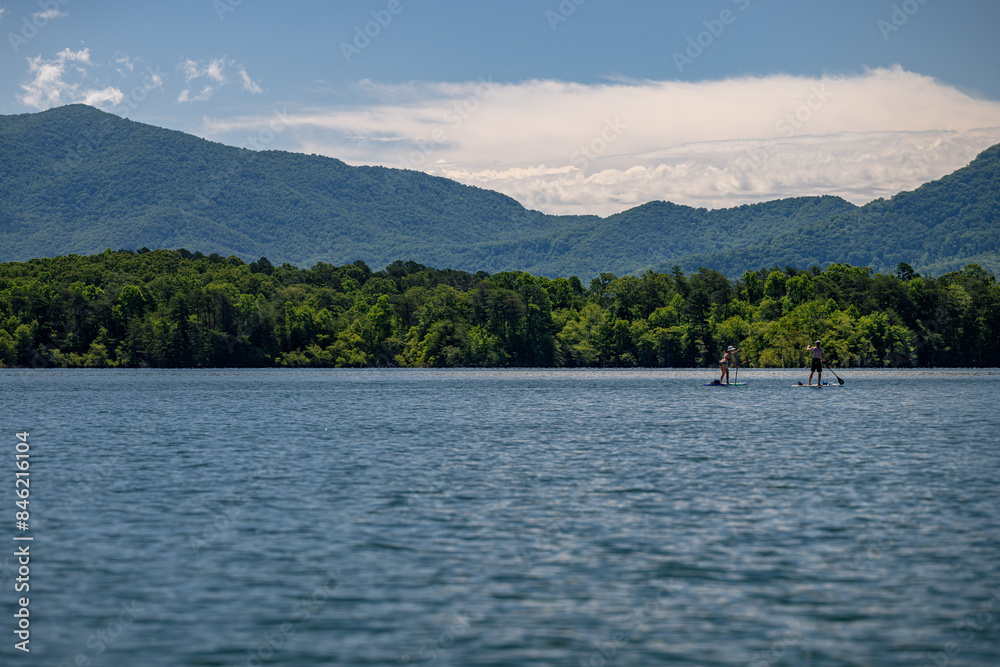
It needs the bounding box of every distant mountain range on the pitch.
[1,104,997,278]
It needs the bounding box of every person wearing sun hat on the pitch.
[717,345,741,384]
[806,340,825,385]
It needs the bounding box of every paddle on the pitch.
[824,362,845,385]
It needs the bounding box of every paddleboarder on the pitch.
[718,346,740,385]
[807,340,824,386]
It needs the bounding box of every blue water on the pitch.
[2,368,999,666]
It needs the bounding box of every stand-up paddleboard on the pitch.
[704,382,747,386]
[792,382,836,387]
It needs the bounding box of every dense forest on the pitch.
[3,105,998,278]
[1,249,997,369]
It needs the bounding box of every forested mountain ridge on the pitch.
[552,195,857,277]
[682,143,1000,276]
[1,104,997,277]
[0,104,593,271]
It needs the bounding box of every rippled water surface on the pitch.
[2,368,999,666]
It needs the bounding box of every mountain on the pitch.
[1,104,997,278]
[0,104,593,272]
[679,143,1000,276]
[525,196,857,277]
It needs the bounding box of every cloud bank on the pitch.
[204,67,1000,215]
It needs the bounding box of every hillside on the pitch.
[0,104,592,271]
[670,144,1000,276]
[1,104,997,278]
[534,196,857,277]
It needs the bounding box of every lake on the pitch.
[2,368,999,666]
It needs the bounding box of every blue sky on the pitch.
[2,0,999,214]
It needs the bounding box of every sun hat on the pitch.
[727,346,736,351]
[815,340,821,345]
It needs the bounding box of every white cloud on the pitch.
[178,58,219,102]
[178,85,214,103]
[180,59,200,82]
[115,54,135,75]
[33,8,67,20]
[238,67,262,94]
[18,48,124,111]
[147,69,164,90]
[202,59,226,85]
[81,86,124,107]
[177,57,261,103]
[201,67,1000,215]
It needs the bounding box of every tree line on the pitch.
[1,249,997,369]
